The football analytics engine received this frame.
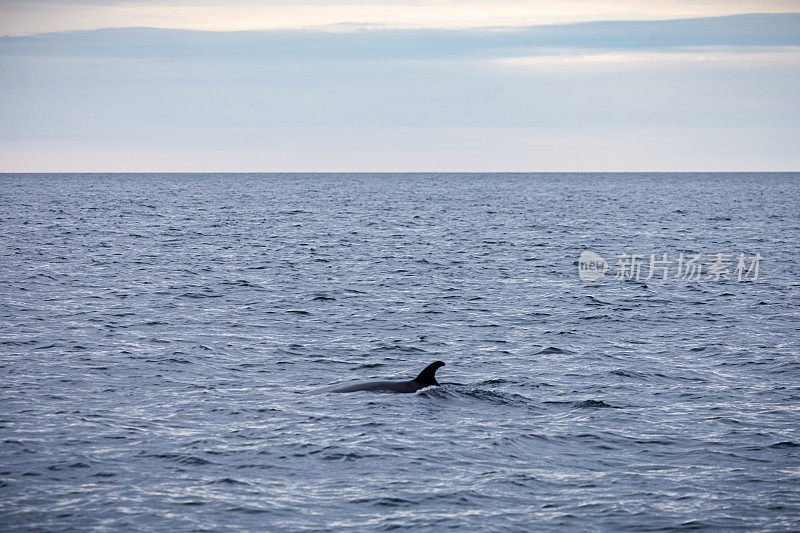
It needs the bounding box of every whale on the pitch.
[313,361,445,394]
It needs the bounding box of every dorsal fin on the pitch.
[413,361,445,386]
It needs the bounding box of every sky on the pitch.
[0,1,799,171]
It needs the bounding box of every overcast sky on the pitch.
[1,1,799,171]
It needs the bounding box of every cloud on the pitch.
[1,13,799,61]
[1,0,800,35]
[1,14,799,170]
[494,47,800,68]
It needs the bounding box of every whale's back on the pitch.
[313,379,419,394]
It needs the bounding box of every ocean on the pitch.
[1,172,799,531]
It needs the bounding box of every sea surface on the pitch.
[1,173,799,532]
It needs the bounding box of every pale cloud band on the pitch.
[1,0,800,35]
[495,46,800,68]
[3,14,799,59]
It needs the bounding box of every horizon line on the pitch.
[1,171,798,175]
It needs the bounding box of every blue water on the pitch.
[1,173,799,531]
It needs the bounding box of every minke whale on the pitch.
[313,361,445,394]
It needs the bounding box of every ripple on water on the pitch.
[2,173,799,531]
